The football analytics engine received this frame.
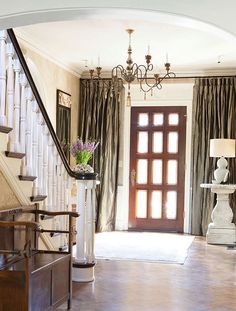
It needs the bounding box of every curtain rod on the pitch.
[165,75,236,79]
[81,75,236,81]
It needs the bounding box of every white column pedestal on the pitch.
[200,184,236,245]
[72,173,98,282]
[72,263,95,283]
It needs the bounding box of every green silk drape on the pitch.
[78,79,123,232]
[191,77,236,235]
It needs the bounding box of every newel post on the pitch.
[72,173,99,282]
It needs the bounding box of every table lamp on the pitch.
[210,139,235,184]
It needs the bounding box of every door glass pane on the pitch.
[152,160,162,184]
[168,113,179,125]
[168,132,178,153]
[151,191,162,219]
[138,113,149,126]
[153,113,164,126]
[137,159,148,184]
[166,191,177,219]
[153,132,163,153]
[137,132,148,153]
[136,190,147,218]
[167,160,178,185]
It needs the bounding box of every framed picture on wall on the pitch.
[56,89,71,163]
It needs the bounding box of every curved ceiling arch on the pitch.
[1,0,236,38]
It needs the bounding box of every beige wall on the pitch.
[17,38,80,165]
[0,171,20,210]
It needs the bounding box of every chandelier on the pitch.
[88,29,176,106]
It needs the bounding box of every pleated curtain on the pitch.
[78,79,124,232]
[191,77,236,235]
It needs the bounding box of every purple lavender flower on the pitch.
[70,138,99,164]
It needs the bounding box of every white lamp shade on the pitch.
[210,139,235,158]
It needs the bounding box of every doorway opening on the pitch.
[129,106,186,232]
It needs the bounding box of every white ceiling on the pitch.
[15,9,236,77]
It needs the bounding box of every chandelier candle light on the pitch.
[112,29,176,106]
[88,29,176,106]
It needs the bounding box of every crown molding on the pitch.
[81,68,236,79]
[15,29,82,78]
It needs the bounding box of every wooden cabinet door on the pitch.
[129,106,186,232]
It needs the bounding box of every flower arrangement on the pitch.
[71,138,99,165]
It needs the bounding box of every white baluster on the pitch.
[32,100,39,195]
[57,158,62,211]
[65,175,71,237]
[60,166,66,247]
[42,123,48,206]
[6,42,14,146]
[61,165,65,212]
[13,59,21,152]
[0,30,7,126]
[52,145,58,211]
[19,73,27,153]
[37,113,44,195]
[25,88,33,176]
[47,136,54,211]
[54,155,61,231]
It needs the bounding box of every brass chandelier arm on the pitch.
[88,29,176,106]
[138,71,176,93]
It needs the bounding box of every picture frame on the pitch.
[56,89,72,163]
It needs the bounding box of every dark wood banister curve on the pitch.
[7,29,97,180]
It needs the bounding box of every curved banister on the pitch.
[7,28,83,179]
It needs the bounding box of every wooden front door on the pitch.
[129,106,186,232]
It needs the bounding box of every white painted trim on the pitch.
[115,83,194,233]
[15,29,82,78]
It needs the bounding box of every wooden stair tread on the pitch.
[30,195,47,202]
[0,126,13,134]
[19,175,37,181]
[5,151,25,159]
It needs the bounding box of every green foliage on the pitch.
[76,150,92,165]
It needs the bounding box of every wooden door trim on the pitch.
[129,106,186,232]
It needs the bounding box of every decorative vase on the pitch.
[73,163,94,174]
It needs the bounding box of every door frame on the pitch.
[128,106,187,232]
[115,83,194,233]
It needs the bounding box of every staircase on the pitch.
[0,29,79,250]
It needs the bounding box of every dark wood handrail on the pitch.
[7,28,97,180]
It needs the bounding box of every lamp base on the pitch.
[212,156,229,184]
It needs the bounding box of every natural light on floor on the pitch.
[94,231,195,264]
